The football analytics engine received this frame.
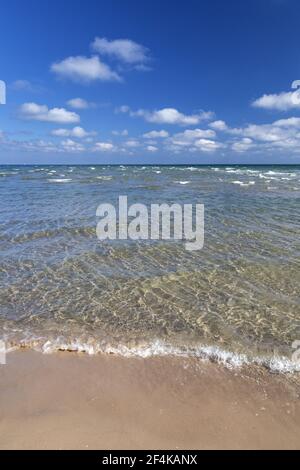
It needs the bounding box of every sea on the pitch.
[0,164,299,372]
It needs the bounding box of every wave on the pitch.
[232,180,255,187]
[96,176,112,180]
[3,337,300,374]
[47,178,72,183]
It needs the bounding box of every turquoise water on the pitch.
[0,165,299,371]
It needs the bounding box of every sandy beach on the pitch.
[0,350,299,450]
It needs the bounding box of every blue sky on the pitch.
[1,0,300,164]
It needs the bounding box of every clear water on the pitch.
[0,165,299,370]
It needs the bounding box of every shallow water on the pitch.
[0,164,299,371]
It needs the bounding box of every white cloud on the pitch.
[67,98,94,109]
[170,128,216,147]
[125,139,140,148]
[166,128,221,153]
[209,120,228,131]
[225,116,300,153]
[61,139,85,152]
[233,123,292,142]
[252,90,300,111]
[143,130,169,138]
[146,145,158,152]
[0,135,88,154]
[232,138,253,153]
[194,139,222,152]
[19,102,80,123]
[93,142,114,151]
[139,108,212,125]
[51,56,121,83]
[51,126,96,138]
[20,139,58,153]
[92,37,149,64]
[272,117,300,128]
[121,106,213,126]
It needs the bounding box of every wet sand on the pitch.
[0,350,299,450]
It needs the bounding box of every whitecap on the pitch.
[232,180,255,187]
[47,178,72,183]
[96,176,112,180]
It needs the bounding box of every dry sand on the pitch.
[0,350,299,450]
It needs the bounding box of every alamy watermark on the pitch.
[96,196,204,251]
[0,80,6,105]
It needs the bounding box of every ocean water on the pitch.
[0,164,299,372]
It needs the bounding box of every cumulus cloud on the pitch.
[146,145,158,152]
[51,56,121,83]
[194,139,222,152]
[232,138,253,152]
[120,106,213,126]
[252,90,300,111]
[225,116,300,152]
[93,142,114,151]
[230,123,294,142]
[67,98,95,109]
[51,126,96,138]
[125,139,140,148]
[209,120,228,131]
[272,117,300,128]
[170,128,216,147]
[61,139,85,152]
[92,37,149,65]
[166,128,221,153]
[143,130,169,138]
[138,108,212,125]
[0,135,88,154]
[19,102,80,123]
[19,139,58,153]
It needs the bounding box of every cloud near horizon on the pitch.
[93,141,115,152]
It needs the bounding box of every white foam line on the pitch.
[4,337,300,374]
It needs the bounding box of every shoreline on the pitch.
[2,337,300,373]
[0,350,299,450]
